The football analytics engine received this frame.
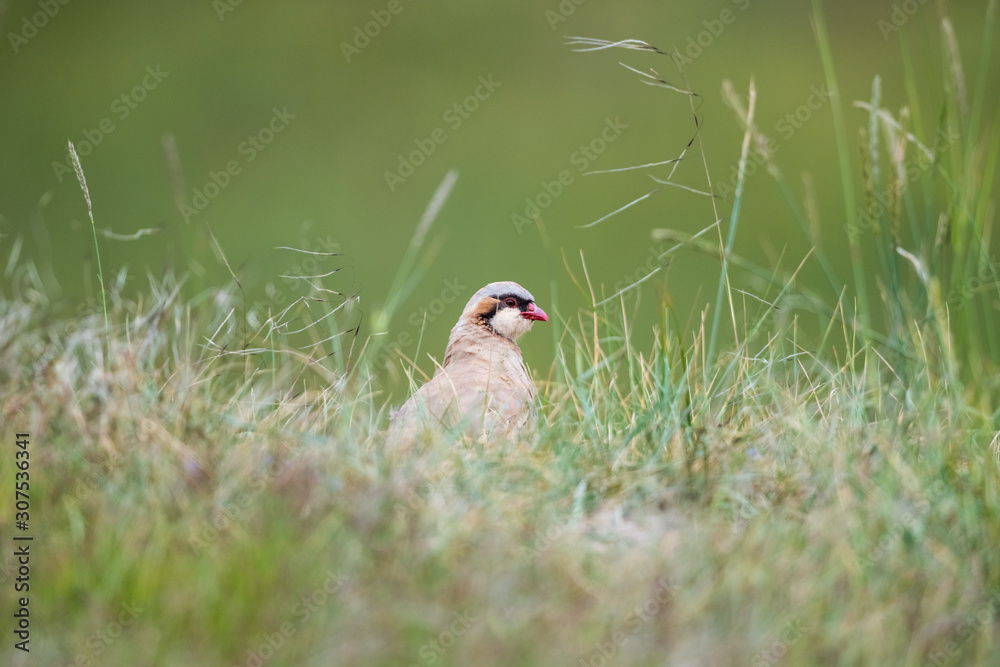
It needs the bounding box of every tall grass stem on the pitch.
[68,140,109,338]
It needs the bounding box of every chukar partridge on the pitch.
[387,281,548,445]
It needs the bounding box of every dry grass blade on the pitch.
[275,246,341,256]
[576,189,658,229]
[99,227,162,240]
[585,157,683,175]
[67,139,109,337]
[595,219,720,307]
[565,36,665,54]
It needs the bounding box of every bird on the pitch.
[387,281,548,446]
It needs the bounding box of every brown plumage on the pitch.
[387,281,548,445]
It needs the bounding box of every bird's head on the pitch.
[460,281,548,341]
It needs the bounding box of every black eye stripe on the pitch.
[497,297,530,312]
[490,293,533,311]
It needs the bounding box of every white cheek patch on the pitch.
[491,307,532,340]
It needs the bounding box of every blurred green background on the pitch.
[1,0,997,391]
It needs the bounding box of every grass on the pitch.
[67,139,109,341]
[2,4,1000,666]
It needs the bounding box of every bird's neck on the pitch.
[442,319,521,368]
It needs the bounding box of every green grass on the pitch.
[3,5,1000,666]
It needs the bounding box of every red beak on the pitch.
[521,302,549,322]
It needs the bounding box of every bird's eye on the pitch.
[503,298,517,308]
